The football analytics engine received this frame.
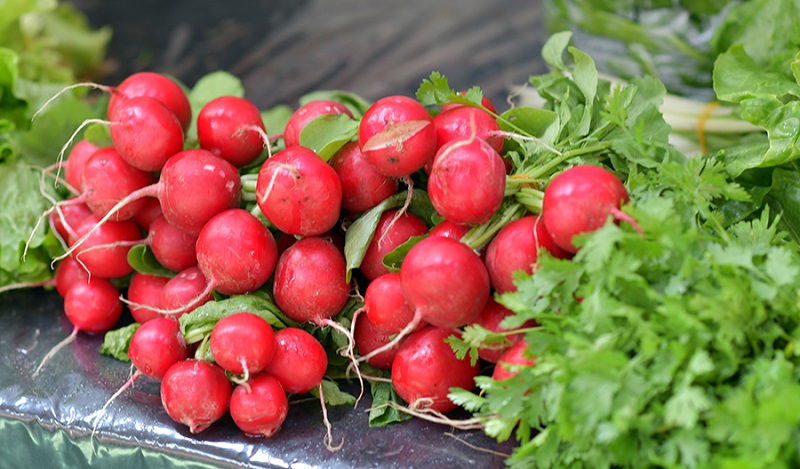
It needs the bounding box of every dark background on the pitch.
[68,0,549,110]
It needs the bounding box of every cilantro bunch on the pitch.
[449,31,800,468]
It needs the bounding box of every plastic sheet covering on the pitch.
[0,290,512,468]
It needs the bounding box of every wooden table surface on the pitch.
[69,0,548,109]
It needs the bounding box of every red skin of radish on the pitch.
[263,327,327,395]
[484,215,570,294]
[360,209,428,281]
[64,278,123,334]
[65,139,99,190]
[54,256,91,298]
[50,201,93,241]
[160,359,232,434]
[197,96,266,168]
[492,339,536,381]
[272,237,350,323]
[391,326,479,413]
[473,297,536,364]
[541,164,631,253]
[354,313,402,370]
[133,197,162,231]
[428,219,471,242]
[157,149,242,236]
[428,137,506,225]
[433,105,503,154]
[196,208,278,295]
[284,99,354,149]
[71,215,141,279]
[358,95,436,177]
[128,317,189,379]
[127,273,170,323]
[210,312,276,375]
[330,141,398,214]
[109,96,185,172]
[256,146,342,237]
[109,72,192,133]
[160,266,213,318]
[81,147,156,221]
[230,373,288,438]
[400,235,490,329]
[148,215,198,273]
[364,272,423,335]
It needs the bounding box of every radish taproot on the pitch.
[230,373,289,438]
[541,164,640,253]
[364,272,422,335]
[108,96,185,172]
[264,327,328,395]
[330,141,398,214]
[256,146,342,237]
[358,95,436,177]
[70,215,142,279]
[80,146,156,221]
[432,105,503,154]
[359,208,428,280]
[126,273,170,324]
[197,96,267,168]
[147,215,198,273]
[160,359,232,434]
[492,340,536,381]
[473,297,536,364]
[284,99,354,148]
[391,326,479,413]
[107,72,192,133]
[210,312,276,377]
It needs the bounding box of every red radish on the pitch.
[391,326,479,413]
[433,105,503,154]
[81,147,156,221]
[63,277,124,333]
[230,373,289,438]
[329,141,398,214]
[50,201,93,241]
[128,317,189,380]
[197,96,266,168]
[160,359,232,433]
[358,95,436,177]
[272,237,349,324]
[108,72,192,133]
[256,146,342,237]
[284,99,354,148]
[108,96,185,172]
[364,272,422,335]
[360,209,428,280]
[64,139,99,190]
[473,297,536,363]
[60,149,241,263]
[401,235,490,329]
[54,255,91,298]
[126,273,170,323]
[33,277,123,377]
[148,215,198,273]
[484,215,570,293]
[264,327,328,394]
[428,219,471,242]
[210,312,276,376]
[428,137,506,225]
[159,266,214,318]
[492,339,536,381]
[70,215,142,279]
[441,91,499,114]
[195,208,278,295]
[541,165,639,253]
[133,197,162,231]
[354,313,402,370]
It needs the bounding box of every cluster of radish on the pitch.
[27,69,636,439]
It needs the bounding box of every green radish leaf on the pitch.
[99,322,140,362]
[299,89,373,118]
[83,122,112,148]
[261,104,293,136]
[127,244,176,278]
[381,234,427,273]
[498,107,557,138]
[309,379,357,406]
[368,375,413,427]
[298,113,359,161]
[179,291,297,345]
[344,190,433,282]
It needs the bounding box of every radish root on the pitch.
[33,327,79,378]
[369,398,491,430]
[357,310,421,364]
[317,317,364,408]
[318,382,345,452]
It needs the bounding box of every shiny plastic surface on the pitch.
[0,290,512,468]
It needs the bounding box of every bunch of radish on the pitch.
[21,69,639,440]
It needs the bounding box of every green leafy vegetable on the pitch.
[126,245,176,278]
[298,113,359,161]
[99,322,141,362]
